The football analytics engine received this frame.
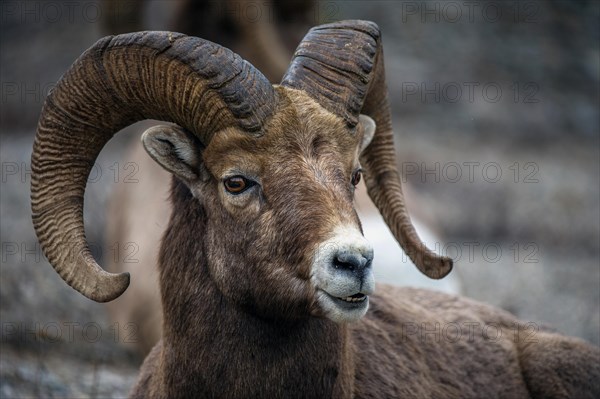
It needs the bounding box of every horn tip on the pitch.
[92,272,130,303]
[418,254,453,280]
[436,256,454,279]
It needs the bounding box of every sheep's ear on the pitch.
[358,114,376,153]
[142,125,204,184]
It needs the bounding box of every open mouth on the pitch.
[336,293,367,303]
[316,289,370,322]
[321,290,368,306]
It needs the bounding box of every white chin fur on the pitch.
[312,225,374,323]
[317,290,369,323]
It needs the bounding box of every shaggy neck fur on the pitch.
[155,179,355,397]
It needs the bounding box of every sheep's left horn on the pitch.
[281,20,452,279]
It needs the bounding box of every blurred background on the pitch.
[1,0,598,397]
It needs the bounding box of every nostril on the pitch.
[333,258,355,271]
[334,251,370,272]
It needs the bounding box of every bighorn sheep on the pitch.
[32,21,599,397]
[103,1,460,355]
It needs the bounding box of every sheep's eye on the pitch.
[224,176,253,194]
[351,170,362,186]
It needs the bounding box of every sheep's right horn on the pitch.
[31,32,276,302]
[282,20,452,279]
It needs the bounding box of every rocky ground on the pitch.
[1,1,598,397]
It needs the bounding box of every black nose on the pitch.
[333,250,373,273]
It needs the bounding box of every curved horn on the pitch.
[281,20,452,279]
[31,32,276,302]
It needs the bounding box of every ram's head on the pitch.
[31,21,452,323]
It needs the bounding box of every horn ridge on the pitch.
[31,31,275,302]
[281,20,379,129]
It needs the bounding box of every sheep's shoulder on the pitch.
[349,285,530,398]
[129,340,164,398]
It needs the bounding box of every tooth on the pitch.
[336,295,367,303]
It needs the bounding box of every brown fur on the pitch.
[129,88,600,398]
[104,1,317,353]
